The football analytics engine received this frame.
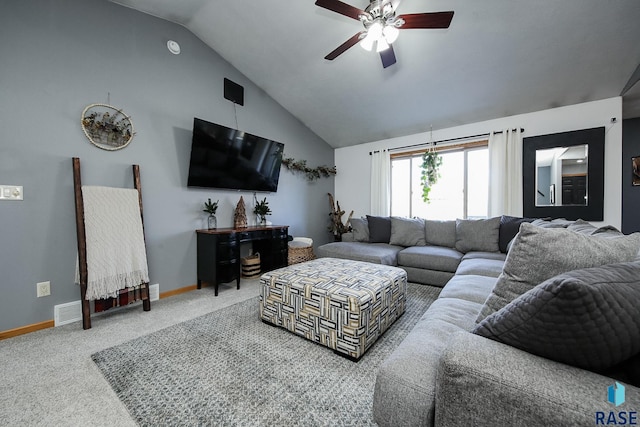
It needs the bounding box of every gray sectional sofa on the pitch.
[317,216,508,286]
[317,216,640,426]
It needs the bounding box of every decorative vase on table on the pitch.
[253,197,272,227]
[207,213,217,230]
[202,198,219,230]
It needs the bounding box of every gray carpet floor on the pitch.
[0,280,260,427]
[92,283,440,427]
[0,279,439,426]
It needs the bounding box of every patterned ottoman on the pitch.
[259,257,407,360]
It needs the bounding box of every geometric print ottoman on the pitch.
[259,257,407,360]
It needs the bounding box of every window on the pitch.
[390,142,489,219]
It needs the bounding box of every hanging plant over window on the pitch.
[281,157,337,181]
[421,150,443,203]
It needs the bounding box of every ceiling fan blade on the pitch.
[315,0,367,21]
[380,45,397,68]
[325,32,365,60]
[398,11,454,29]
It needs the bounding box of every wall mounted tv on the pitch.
[187,118,285,192]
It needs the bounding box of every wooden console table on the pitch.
[196,225,289,296]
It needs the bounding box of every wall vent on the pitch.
[150,283,160,302]
[54,301,82,326]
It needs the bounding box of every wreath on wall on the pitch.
[282,157,337,181]
[81,103,135,151]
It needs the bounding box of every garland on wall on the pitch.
[281,157,337,181]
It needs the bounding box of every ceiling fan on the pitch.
[315,0,454,68]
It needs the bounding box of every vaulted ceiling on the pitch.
[111,0,640,148]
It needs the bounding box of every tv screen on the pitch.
[187,118,284,192]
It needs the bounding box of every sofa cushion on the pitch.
[476,223,640,322]
[316,242,402,265]
[389,217,426,247]
[455,217,501,253]
[367,215,392,243]
[350,217,369,242]
[473,262,640,374]
[456,258,505,278]
[399,267,454,287]
[438,274,498,305]
[397,246,463,272]
[424,220,456,248]
[499,215,535,253]
[461,251,507,262]
[373,297,483,427]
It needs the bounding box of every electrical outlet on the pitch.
[37,281,51,298]
[0,185,23,201]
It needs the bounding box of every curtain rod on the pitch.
[369,128,524,155]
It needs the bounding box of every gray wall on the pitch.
[622,117,640,233]
[0,0,334,331]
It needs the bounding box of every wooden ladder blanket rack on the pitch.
[72,157,151,330]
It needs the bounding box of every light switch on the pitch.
[0,185,23,201]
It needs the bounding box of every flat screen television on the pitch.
[187,118,284,192]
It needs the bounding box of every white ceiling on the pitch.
[111,0,640,148]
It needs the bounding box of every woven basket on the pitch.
[288,244,315,265]
[241,253,261,278]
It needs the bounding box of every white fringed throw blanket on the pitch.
[75,186,149,300]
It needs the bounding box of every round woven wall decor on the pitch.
[81,103,135,151]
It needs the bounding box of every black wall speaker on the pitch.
[224,78,244,106]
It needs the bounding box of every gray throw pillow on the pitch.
[424,220,456,248]
[350,217,369,242]
[531,218,573,228]
[499,215,535,253]
[476,223,640,322]
[455,217,500,253]
[473,262,640,373]
[566,219,598,235]
[389,217,426,247]
[367,215,392,243]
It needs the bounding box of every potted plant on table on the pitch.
[253,197,272,226]
[203,198,219,230]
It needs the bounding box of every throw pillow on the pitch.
[473,261,640,376]
[455,217,501,253]
[389,217,426,247]
[476,223,640,322]
[498,215,535,253]
[367,215,392,243]
[350,217,369,242]
[531,218,573,228]
[566,219,598,235]
[424,220,456,248]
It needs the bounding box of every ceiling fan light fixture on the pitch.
[360,34,376,51]
[383,25,399,44]
[368,21,384,40]
[376,37,390,52]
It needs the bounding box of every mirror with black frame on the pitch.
[535,144,588,207]
[523,127,604,221]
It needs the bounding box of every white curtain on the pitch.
[370,150,391,216]
[488,128,523,217]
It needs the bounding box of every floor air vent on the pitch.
[54,301,82,326]
[149,283,160,302]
